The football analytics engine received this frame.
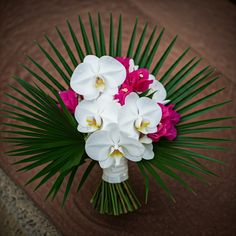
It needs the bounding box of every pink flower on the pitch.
[126,69,153,93]
[114,84,133,105]
[148,104,180,142]
[58,89,78,113]
[116,57,131,73]
[115,57,153,104]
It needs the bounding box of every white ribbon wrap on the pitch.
[102,158,128,183]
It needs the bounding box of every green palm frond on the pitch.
[0,13,233,206]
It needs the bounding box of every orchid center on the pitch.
[122,88,128,93]
[109,146,124,158]
[95,76,105,90]
[86,116,102,129]
[135,117,150,132]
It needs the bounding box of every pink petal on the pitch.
[58,89,78,113]
[127,68,153,93]
[114,84,133,105]
[115,57,131,73]
[148,103,180,142]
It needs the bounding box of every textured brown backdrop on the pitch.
[0,0,236,235]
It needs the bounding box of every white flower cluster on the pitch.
[70,55,168,182]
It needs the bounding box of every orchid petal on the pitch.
[149,75,168,103]
[97,95,120,129]
[118,93,139,138]
[124,152,142,162]
[85,131,112,161]
[105,123,121,144]
[70,62,96,95]
[84,55,99,74]
[99,157,114,169]
[99,56,126,88]
[139,135,153,144]
[120,134,145,161]
[137,97,162,128]
[160,99,171,105]
[143,143,154,160]
[75,100,100,133]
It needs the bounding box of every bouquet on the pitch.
[1,14,232,216]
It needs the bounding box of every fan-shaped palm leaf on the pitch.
[0,13,233,210]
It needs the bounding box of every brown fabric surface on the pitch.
[0,0,236,235]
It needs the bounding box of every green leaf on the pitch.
[77,160,97,192]
[177,88,225,114]
[46,170,69,200]
[60,149,85,173]
[152,35,177,76]
[55,26,78,67]
[35,41,70,86]
[170,70,216,104]
[133,22,148,63]
[66,19,85,61]
[137,162,149,203]
[138,25,157,67]
[143,161,175,202]
[180,101,231,123]
[127,17,138,57]
[177,117,234,129]
[78,15,92,54]
[152,161,196,194]
[176,136,231,143]
[167,59,206,96]
[88,13,100,57]
[98,13,106,55]
[45,34,73,76]
[157,145,224,165]
[62,166,78,207]
[109,13,115,57]
[145,28,165,69]
[160,47,190,84]
[156,156,208,183]
[161,141,226,151]
[26,56,66,90]
[164,56,197,87]
[178,126,234,135]
[116,15,122,56]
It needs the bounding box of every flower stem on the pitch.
[90,180,141,215]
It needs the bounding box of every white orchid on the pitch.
[70,55,126,100]
[118,92,162,139]
[85,123,145,169]
[149,74,170,104]
[74,95,120,133]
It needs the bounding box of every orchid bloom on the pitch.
[118,92,162,139]
[70,55,126,100]
[85,123,145,169]
[149,74,170,104]
[74,95,120,133]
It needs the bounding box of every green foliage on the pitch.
[90,180,141,215]
[0,14,232,207]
